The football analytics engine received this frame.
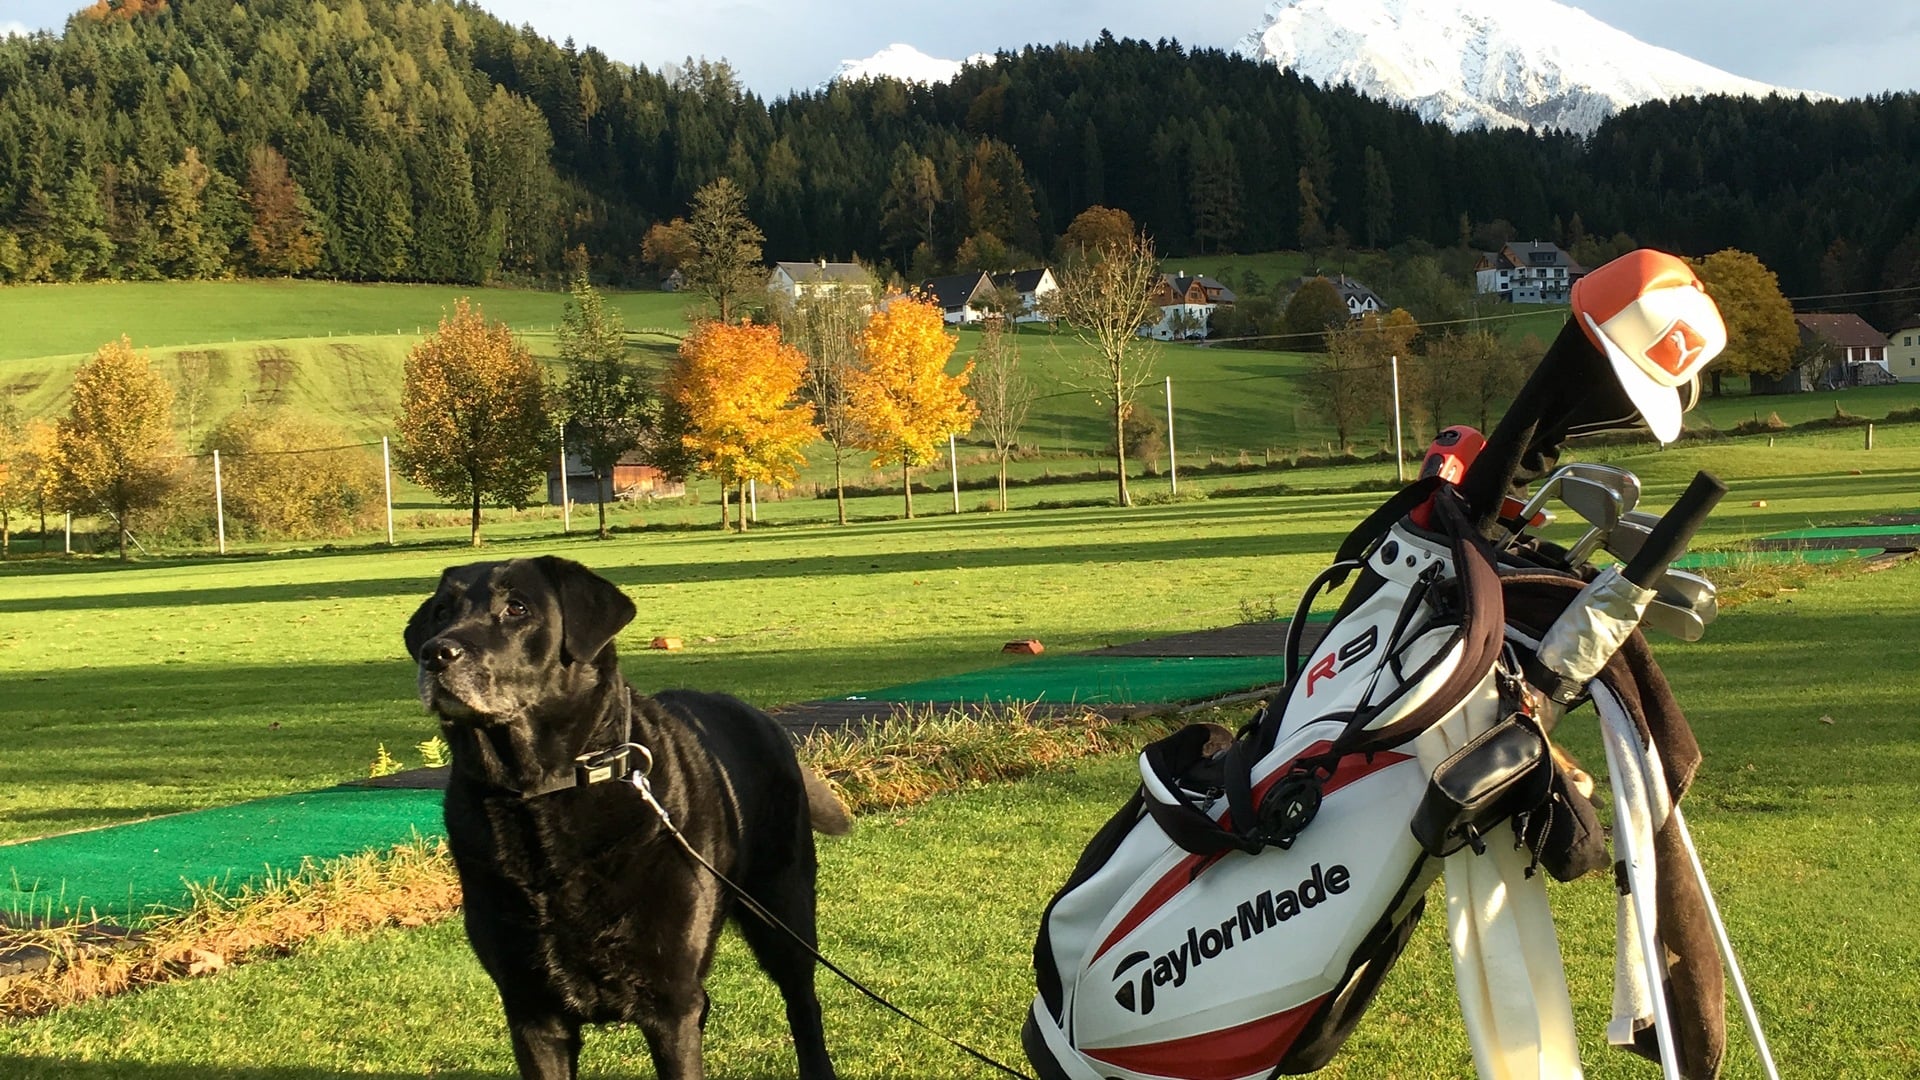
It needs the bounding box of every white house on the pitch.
[989,267,1059,323]
[1474,241,1585,303]
[767,259,872,301]
[922,271,998,324]
[1888,317,1920,383]
[1294,274,1385,320]
[1144,273,1236,340]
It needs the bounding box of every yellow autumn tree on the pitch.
[55,336,181,559]
[665,320,818,532]
[1,417,61,556]
[394,299,552,547]
[848,295,977,519]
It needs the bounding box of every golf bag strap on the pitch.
[1335,489,1506,757]
[1329,476,1445,587]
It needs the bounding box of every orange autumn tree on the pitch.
[665,321,817,532]
[848,295,977,519]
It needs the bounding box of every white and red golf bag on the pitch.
[1025,250,1774,1080]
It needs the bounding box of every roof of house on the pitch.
[1481,241,1586,274]
[1295,274,1380,307]
[991,268,1053,293]
[772,260,869,284]
[1795,313,1888,349]
[1153,273,1238,306]
[922,271,996,310]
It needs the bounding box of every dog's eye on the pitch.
[502,598,530,620]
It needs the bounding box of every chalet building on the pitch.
[1474,241,1585,303]
[1888,317,1920,383]
[1296,273,1386,320]
[1145,273,1236,339]
[1793,313,1893,389]
[767,259,871,301]
[547,451,685,505]
[989,267,1059,322]
[922,271,998,324]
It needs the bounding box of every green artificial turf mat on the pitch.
[1674,548,1866,568]
[1760,524,1920,539]
[856,654,1284,706]
[0,786,444,922]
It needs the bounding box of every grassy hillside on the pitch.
[7,277,1919,487]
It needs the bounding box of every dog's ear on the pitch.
[402,570,454,661]
[534,556,636,665]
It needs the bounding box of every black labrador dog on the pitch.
[404,556,849,1080]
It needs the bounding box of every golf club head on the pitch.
[1558,474,1626,532]
[1642,598,1708,641]
[1559,463,1642,515]
[1603,511,1659,562]
[1656,568,1718,622]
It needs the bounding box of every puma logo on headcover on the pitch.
[1644,318,1707,376]
[1111,863,1353,1015]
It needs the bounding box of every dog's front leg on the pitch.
[506,1010,582,1080]
[637,987,709,1080]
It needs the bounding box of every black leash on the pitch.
[627,771,1037,1080]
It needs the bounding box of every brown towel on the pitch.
[1503,573,1726,1079]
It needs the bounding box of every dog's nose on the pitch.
[421,638,464,673]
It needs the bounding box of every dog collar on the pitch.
[490,687,653,800]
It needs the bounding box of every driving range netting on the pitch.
[0,785,444,922]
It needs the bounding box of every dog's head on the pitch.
[404,556,637,727]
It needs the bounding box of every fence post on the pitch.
[1866,422,1874,451]
[212,449,227,555]
[1390,354,1405,483]
[749,479,758,523]
[1165,376,1178,495]
[381,436,395,546]
[64,512,71,555]
[559,423,571,534]
[949,434,960,513]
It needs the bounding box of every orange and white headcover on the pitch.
[1571,249,1727,444]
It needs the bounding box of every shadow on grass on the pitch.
[0,524,1354,614]
[0,1063,500,1080]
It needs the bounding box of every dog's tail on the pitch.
[801,767,853,835]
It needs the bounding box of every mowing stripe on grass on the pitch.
[0,787,443,922]
[856,654,1285,705]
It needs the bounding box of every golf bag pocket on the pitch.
[1411,709,1552,858]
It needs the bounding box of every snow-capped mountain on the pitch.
[830,44,993,87]
[1236,0,1829,133]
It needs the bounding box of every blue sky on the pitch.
[4,0,1916,101]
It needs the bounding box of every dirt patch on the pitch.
[252,346,295,406]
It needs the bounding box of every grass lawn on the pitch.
[0,559,1914,1077]
[3,423,1917,845]
[0,280,693,363]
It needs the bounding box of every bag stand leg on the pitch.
[1669,805,1783,1080]
[1600,706,1683,1080]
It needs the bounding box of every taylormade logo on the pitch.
[1111,862,1352,1015]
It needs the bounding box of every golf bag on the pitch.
[1025,484,1536,1080]
[1026,251,1769,1080]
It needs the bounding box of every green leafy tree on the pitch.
[395,300,552,546]
[54,337,181,558]
[557,274,651,538]
[681,176,765,324]
[1283,277,1351,351]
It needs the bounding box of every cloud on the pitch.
[1,22,32,38]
